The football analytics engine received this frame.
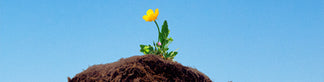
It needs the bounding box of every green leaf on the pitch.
[148,45,153,51]
[172,52,178,57]
[159,32,165,43]
[140,45,154,55]
[144,47,150,54]
[140,45,145,48]
[153,41,156,46]
[161,20,169,38]
[140,45,146,53]
[168,37,173,42]
[168,51,177,59]
[164,37,173,48]
[165,48,169,51]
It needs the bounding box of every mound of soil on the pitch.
[68,55,211,82]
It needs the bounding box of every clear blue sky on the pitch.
[1,0,323,82]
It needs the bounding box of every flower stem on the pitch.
[154,20,160,42]
[154,21,160,33]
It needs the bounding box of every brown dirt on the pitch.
[68,54,212,82]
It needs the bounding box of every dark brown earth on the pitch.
[68,54,211,82]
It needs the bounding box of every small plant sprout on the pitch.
[140,8,178,60]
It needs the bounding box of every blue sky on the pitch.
[1,0,323,82]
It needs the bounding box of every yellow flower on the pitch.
[143,8,159,22]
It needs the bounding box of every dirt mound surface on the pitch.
[68,55,211,82]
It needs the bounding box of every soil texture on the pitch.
[68,54,211,82]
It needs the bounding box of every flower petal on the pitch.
[143,15,150,21]
[154,8,159,17]
[143,15,153,22]
[146,9,154,16]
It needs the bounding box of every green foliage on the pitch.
[140,20,178,60]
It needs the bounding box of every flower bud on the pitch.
[157,42,161,46]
